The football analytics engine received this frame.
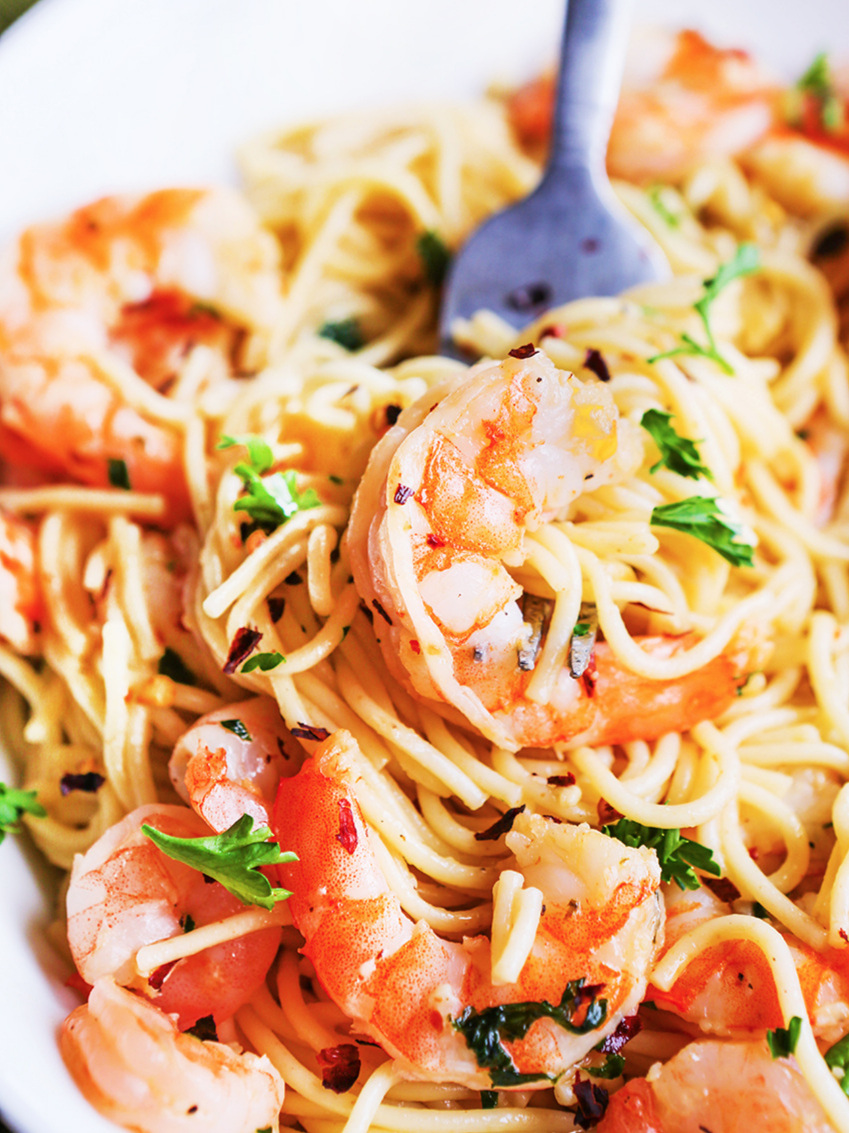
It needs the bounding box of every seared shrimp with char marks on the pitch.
[0,188,282,521]
[66,803,281,1030]
[349,349,758,752]
[61,977,285,1133]
[273,729,663,1089]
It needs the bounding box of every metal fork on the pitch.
[439,0,667,354]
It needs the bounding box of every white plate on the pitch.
[0,1,846,1130]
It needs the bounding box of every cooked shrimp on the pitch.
[596,1037,834,1132]
[648,885,849,1044]
[61,977,285,1133]
[348,349,756,752]
[66,803,281,1029]
[508,30,776,183]
[0,509,43,654]
[0,188,282,521]
[170,697,301,832]
[273,729,663,1088]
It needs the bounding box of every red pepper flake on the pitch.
[598,1014,642,1054]
[409,639,421,654]
[336,798,358,854]
[426,532,446,548]
[597,799,621,826]
[317,1043,361,1093]
[704,876,741,904]
[584,348,611,382]
[474,804,526,842]
[268,596,285,623]
[547,772,576,788]
[291,723,331,743]
[508,343,537,359]
[574,1075,609,1128]
[60,771,106,795]
[223,626,262,674]
[371,598,392,625]
[840,928,849,944]
[539,323,568,339]
[149,961,176,990]
[394,484,414,505]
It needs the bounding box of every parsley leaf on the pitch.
[480,1091,498,1109]
[602,818,721,891]
[647,184,682,229]
[649,244,760,374]
[641,409,713,481]
[142,813,296,910]
[220,719,252,742]
[107,458,131,490]
[588,1052,625,1079]
[825,1032,849,1094]
[318,317,365,351]
[219,436,321,535]
[0,782,46,844]
[650,495,756,567]
[417,230,451,287]
[452,979,607,1087]
[793,52,845,133]
[767,1016,803,1060]
[157,647,197,686]
[241,651,286,674]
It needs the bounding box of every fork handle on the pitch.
[548,0,633,172]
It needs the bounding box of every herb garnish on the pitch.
[789,52,845,133]
[0,783,46,844]
[647,184,682,229]
[825,1032,849,1094]
[318,317,365,351]
[218,435,320,535]
[220,719,252,742]
[241,651,286,674]
[650,496,756,567]
[158,647,197,686]
[417,230,451,286]
[107,458,131,490]
[767,1015,803,1060]
[452,979,607,1087]
[648,244,761,375]
[142,813,296,910]
[587,1052,625,1079]
[641,409,713,480]
[602,818,721,891]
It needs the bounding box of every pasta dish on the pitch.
[2,22,849,1133]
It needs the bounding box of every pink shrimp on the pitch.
[61,978,285,1133]
[169,697,302,832]
[507,30,777,183]
[272,729,663,1089]
[0,188,282,522]
[647,885,849,1045]
[0,508,43,654]
[348,349,760,753]
[596,1038,834,1132]
[66,803,281,1030]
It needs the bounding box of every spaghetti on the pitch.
[1,24,849,1133]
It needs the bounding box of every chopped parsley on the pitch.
[647,184,682,229]
[417,230,451,287]
[157,647,197,686]
[640,409,713,481]
[0,783,46,843]
[241,651,286,674]
[142,813,296,910]
[452,979,607,1087]
[218,435,320,535]
[767,1015,803,1060]
[480,1091,498,1109]
[587,1052,625,1079]
[602,818,721,891]
[825,1032,849,1094]
[220,719,252,742]
[790,52,845,133]
[650,496,756,567]
[107,458,131,490]
[649,244,761,374]
[318,317,365,352]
